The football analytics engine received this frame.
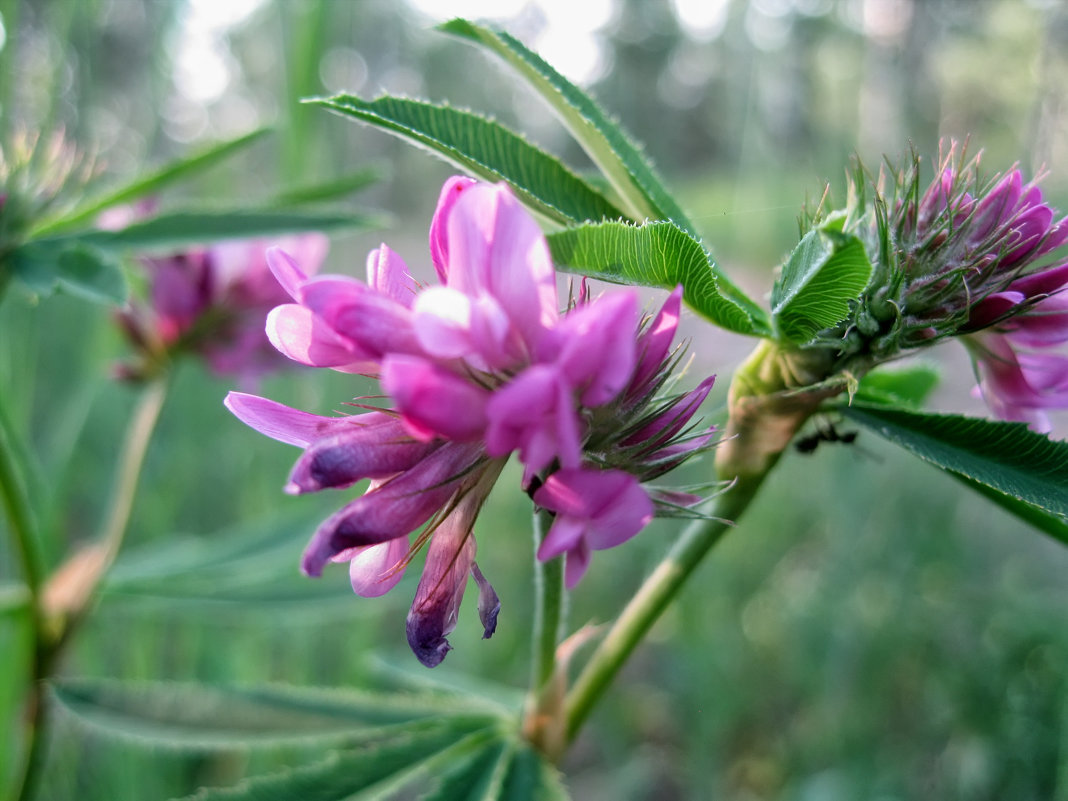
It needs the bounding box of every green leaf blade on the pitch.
[841,403,1068,544]
[40,209,381,255]
[547,220,767,335]
[9,241,127,304]
[53,679,503,749]
[771,227,873,344]
[311,94,624,226]
[854,364,941,409]
[31,127,272,237]
[439,18,691,236]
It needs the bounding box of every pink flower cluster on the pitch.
[916,165,1068,430]
[117,234,329,382]
[227,177,715,666]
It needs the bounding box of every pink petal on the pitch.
[551,290,640,407]
[300,275,420,357]
[348,538,409,598]
[265,304,366,367]
[266,247,307,300]
[381,355,490,442]
[429,176,477,283]
[630,285,683,398]
[366,244,419,308]
[224,392,358,447]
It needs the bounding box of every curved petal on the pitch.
[265,304,368,367]
[429,176,478,282]
[348,538,409,598]
[224,392,360,447]
[300,275,421,358]
[366,244,419,307]
[382,355,490,442]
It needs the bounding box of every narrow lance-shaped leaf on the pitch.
[175,726,501,801]
[52,678,504,749]
[841,403,1068,545]
[949,472,1068,545]
[271,166,384,206]
[310,94,624,226]
[30,127,272,237]
[34,208,383,255]
[438,18,691,234]
[548,220,767,336]
[771,219,874,344]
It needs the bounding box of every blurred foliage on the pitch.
[2,0,1067,799]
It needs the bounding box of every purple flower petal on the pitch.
[224,392,359,447]
[366,244,419,308]
[286,416,439,493]
[429,176,477,282]
[300,443,483,576]
[300,275,421,358]
[630,285,683,399]
[265,304,371,368]
[470,562,500,639]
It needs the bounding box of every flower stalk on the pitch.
[530,505,564,694]
[560,336,848,747]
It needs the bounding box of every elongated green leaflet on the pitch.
[841,403,1068,544]
[949,473,1068,544]
[548,220,769,335]
[854,364,940,409]
[30,128,272,237]
[52,678,504,748]
[771,221,873,344]
[271,167,383,206]
[39,209,381,254]
[439,18,693,236]
[310,94,624,226]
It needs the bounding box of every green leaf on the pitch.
[841,403,1068,545]
[310,94,624,226]
[421,741,514,801]
[854,364,940,409]
[771,223,873,344]
[43,208,382,254]
[547,220,768,335]
[949,473,1068,544]
[53,678,503,749]
[31,128,272,237]
[176,725,501,801]
[498,745,570,801]
[439,18,692,235]
[272,167,385,206]
[10,241,127,304]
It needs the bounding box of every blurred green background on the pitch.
[1,0,1067,799]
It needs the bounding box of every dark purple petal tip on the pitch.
[471,562,500,640]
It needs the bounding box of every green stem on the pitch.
[97,377,168,568]
[562,473,765,744]
[13,377,168,801]
[529,507,563,693]
[0,399,43,595]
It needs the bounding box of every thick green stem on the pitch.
[563,477,762,743]
[563,338,844,746]
[529,507,564,694]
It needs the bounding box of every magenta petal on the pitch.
[366,244,419,308]
[265,304,366,367]
[348,538,409,597]
[563,541,591,590]
[224,392,356,447]
[445,183,557,350]
[554,291,640,407]
[485,365,583,477]
[470,562,500,639]
[429,176,477,282]
[265,247,307,300]
[968,291,1026,329]
[382,355,490,442]
[630,285,683,398]
[300,443,482,575]
[1007,263,1068,297]
[286,416,439,493]
[300,276,421,358]
[536,516,586,562]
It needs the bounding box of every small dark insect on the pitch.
[794,423,858,454]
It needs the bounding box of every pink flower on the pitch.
[227,177,719,665]
[117,234,330,382]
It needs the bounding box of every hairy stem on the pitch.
[529,506,563,693]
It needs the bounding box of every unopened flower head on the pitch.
[807,143,1068,429]
[116,234,330,382]
[227,176,717,666]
